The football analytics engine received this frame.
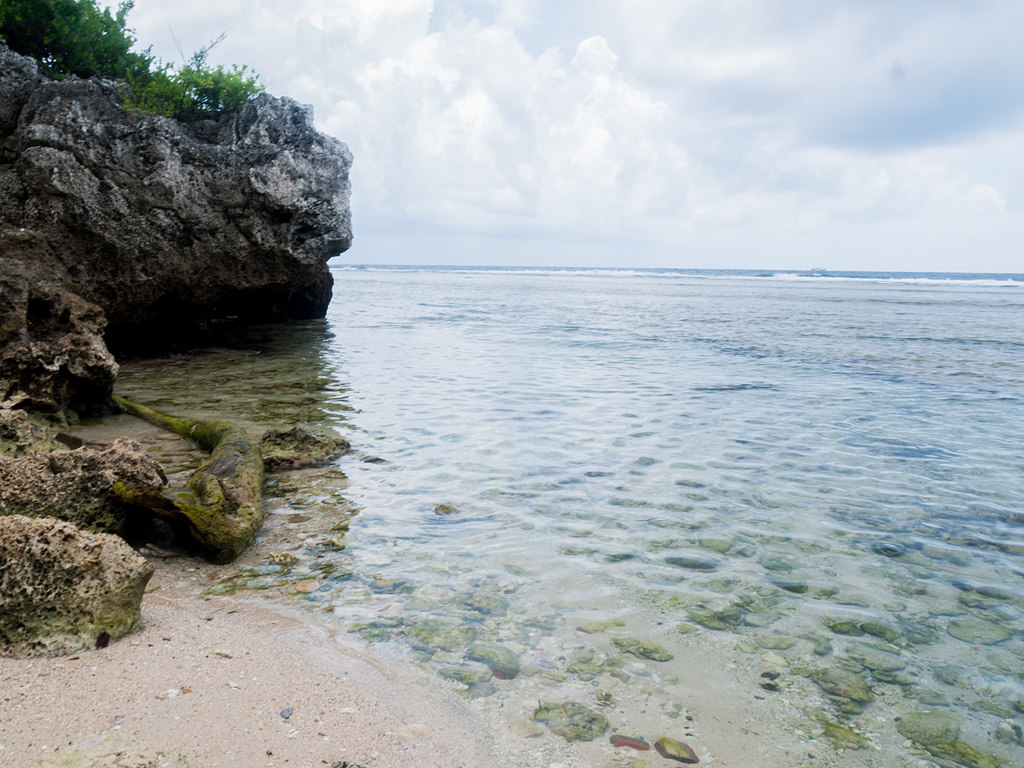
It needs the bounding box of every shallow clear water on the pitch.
[110,267,1024,767]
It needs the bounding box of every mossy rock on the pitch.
[810,712,869,751]
[859,620,900,642]
[578,619,626,634]
[533,701,609,742]
[613,636,674,661]
[687,604,746,630]
[847,643,906,681]
[827,619,865,636]
[438,665,493,685]
[407,618,478,652]
[769,577,809,594]
[896,710,1003,768]
[260,426,350,471]
[947,618,1012,645]
[756,635,797,651]
[456,592,509,617]
[466,642,520,679]
[666,552,721,571]
[349,618,402,644]
[809,667,874,714]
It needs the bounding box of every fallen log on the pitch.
[112,395,264,564]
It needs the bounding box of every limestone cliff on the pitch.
[0,43,352,414]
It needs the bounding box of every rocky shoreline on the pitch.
[1,39,353,658]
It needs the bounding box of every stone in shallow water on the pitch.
[407,618,478,652]
[810,711,869,751]
[612,636,674,661]
[654,736,699,763]
[687,604,746,630]
[826,620,865,636]
[809,666,874,714]
[847,643,906,682]
[456,592,509,617]
[755,635,797,650]
[946,618,1012,645]
[533,702,609,742]
[466,642,520,679]
[896,711,1003,768]
[896,710,961,746]
[438,665,492,685]
[666,553,721,571]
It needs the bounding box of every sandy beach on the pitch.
[0,558,520,768]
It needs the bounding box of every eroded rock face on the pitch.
[0,257,118,415]
[0,515,154,657]
[0,43,352,412]
[0,436,167,535]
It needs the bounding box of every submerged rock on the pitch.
[809,666,875,714]
[946,618,1012,645]
[846,643,907,682]
[895,710,961,746]
[0,515,153,656]
[466,642,520,679]
[261,427,350,471]
[896,710,1004,768]
[407,618,478,652]
[666,552,721,571]
[810,712,869,751]
[533,702,609,742]
[612,636,674,661]
[654,736,700,763]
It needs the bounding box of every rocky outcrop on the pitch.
[0,256,119,415]
[0,43,352,414]
[0,515,154,657]
[0,436,167,535]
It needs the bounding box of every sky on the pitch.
[101,0,1024,272]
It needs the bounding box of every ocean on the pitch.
[111,266,1024,767]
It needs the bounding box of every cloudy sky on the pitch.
[104,0,1023,272]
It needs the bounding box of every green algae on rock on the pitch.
[533,702,609,742]
[809,666,875,714]
[612,636,674,661]
[260,426,350,471]
[653,735,700,763]
[466,642,520,679]
[946,618,1013,645]
[896,710,1005,768]
[113,395,264,563]
[810,711,869,751]
[407,618,478,652]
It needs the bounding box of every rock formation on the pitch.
[0,436,167,535]
[0,514,154,657]
[0,42,353,414]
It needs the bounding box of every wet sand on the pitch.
[0,559,519,768]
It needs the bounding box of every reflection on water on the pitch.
[95,271,1023,768]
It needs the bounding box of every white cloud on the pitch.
[102,0,1024,270]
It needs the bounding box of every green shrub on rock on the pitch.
[0,0,262,122]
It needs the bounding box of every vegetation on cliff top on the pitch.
[0,0,263,122]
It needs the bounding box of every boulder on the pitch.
[0,436,167,535]
[0,515,154,657]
